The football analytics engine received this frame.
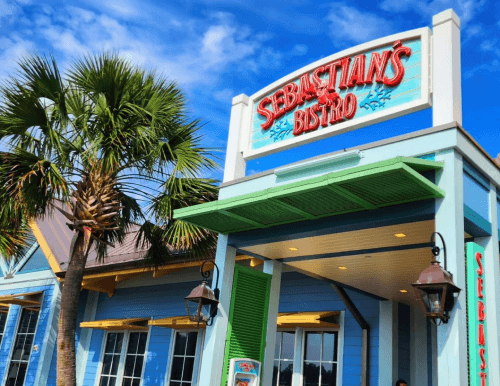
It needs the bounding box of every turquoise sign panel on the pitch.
[251,38,423,152]
[466,242,489,386]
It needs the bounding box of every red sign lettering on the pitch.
[478,301,485,321]
[257,40,412,133]
[478,324,486,346]
[476,252,483,275]
[477,277,484,298]
[479,348,487,370]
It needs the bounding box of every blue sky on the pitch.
[0,0,499,181]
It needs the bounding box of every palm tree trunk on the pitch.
[57,231,88,386]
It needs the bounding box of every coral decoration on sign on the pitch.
[360,86,393,111]
[270,120,293,142]
[256,40,411,137]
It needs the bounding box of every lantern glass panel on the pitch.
[185,299,211,323]
[419,287,443,314]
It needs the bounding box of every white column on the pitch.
[199,235,237,386]
[432,9,462,127]
[475,184,500,386]
[292,328,304,386]
[434,149,467,385]
[410,305,428,385]
[76,290,99,386]
[379,301,398,385]
[262,260,282,386]
[223,94,249,183]
[33,282,61,386]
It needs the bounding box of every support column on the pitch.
[432,9,462,127]
[199,235,237,386]
[76,290,99,386]
[223,94,249,183]
[34,283,61,386]
[292,328,304,386]
[410,305,428,385]
[434,149,467,385]
[379,301,398,386]
[475,184,500,386]
[262,260,282,386]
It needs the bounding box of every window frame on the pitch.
[0,307,10,349]
[274,311,345,386]
[2,304,42,386]
[164,328,205,386]
[301,329,341,386]
[95,327,152,386]
[274,328,297,386]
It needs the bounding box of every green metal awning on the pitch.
[174,157,445,234]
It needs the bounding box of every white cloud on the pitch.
[379,0,485,25]
[464,24,483,42]
[213,88,235,103]
[326,4,395,46]
[0,35,35,79]
[290,44,308,56]
[464,59,499,79]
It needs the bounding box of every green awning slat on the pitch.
[174,157,445,234]
[325,185,377,210]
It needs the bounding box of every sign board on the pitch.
[466,242,489,386]
[242,27,431,160]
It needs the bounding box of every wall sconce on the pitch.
[185,260,220,326]
[411,232,461,325]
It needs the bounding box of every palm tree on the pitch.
[0,53,218,386]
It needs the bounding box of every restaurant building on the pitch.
[0,8,498,386]
[173,8,500,386]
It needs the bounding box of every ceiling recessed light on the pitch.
[338,266,347,270]
[394,233,407,238]
[400,289,408,293]
[289,247,298,251]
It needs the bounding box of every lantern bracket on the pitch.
[200,260,220,326]
[201,260,220,302]
[430,231,448,273]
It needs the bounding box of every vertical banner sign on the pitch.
[466,242,488,386]
[243,27,431,160]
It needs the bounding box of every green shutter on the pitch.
[221,265,272,386]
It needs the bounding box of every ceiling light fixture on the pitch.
[400,289,408,293]
[394,233,407,238]
[338,266,347,270]
[289,247,298,251]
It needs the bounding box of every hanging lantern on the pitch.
[184,261,220,326]
[411,232,461,325]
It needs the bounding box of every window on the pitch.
[122,332,148,386]
[5,307,40,386]
[303,331,338,386]
[168,331,203,386]
[99,331,148,386]
[0,310,8,347]
[273,331,295,386]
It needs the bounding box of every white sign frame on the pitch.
[241,27,432,161]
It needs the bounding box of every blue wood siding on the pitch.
[279,272,380,386]
[463,170,490,221]
[18,246,51,273]
[0,284,55,384]
[397,303,411,382]
[143,326,171,386]
[81,281,200,386]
